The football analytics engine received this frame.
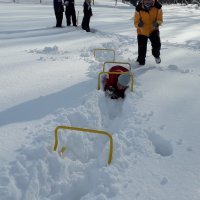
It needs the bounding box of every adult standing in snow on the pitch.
[134,0,163,66]
[81,0,93,32]
[103,66,130,99]
[53,0,64,27]
[64,0,77,26]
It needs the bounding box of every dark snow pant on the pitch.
[137,30,161,65]
[81,15,91,32]
[65,6,76,26]
[55,11,63,27]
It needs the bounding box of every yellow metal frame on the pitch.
[93,48,115,62]
[98,71,134,92]
[102,61,131,72]
[53,125,113,165]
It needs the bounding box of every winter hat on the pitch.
[118,74,130,87]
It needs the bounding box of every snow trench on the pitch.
[0,39,174,200]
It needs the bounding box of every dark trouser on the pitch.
[137,30,161,65]
[81,14,91,31]
[55,11,63,27]
[65,6,76,26]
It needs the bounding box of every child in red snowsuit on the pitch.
[103,65,130,99]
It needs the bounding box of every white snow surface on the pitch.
[0,1,200,200]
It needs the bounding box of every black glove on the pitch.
[105,87,120,99]
[105,86,115,96]
[110,92,118,99]
[138,19,144,28]
[105,86,118,99]
[153,21,159,29]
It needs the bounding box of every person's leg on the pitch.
[85,16,91,32]
[81,15,86,30]
[56,12,62,27]
[65,7,71,26]
[55,12,59,27]
[149,30,161,59]
[61,12,63,26]
[59,12,63,27]
[71,6,77,26]
[137,35,148,65]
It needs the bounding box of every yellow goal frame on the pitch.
[53,125,113,165]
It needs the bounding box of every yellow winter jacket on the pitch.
[134,0,163,37]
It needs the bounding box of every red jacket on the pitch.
[104,65,129,99]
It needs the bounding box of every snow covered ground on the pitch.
[0,1,200,199]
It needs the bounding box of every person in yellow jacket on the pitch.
[134,0,163,65]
